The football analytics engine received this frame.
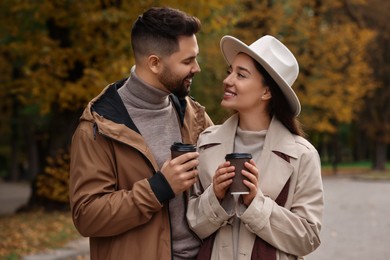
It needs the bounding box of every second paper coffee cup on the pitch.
[225,153,252,194]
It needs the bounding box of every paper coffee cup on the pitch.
[225,153,252,195]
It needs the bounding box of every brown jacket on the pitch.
[69,79,213,260]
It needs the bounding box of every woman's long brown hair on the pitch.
[253,58,305,137]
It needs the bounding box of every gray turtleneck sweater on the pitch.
[118,68,200,260]
[233,127,267,258]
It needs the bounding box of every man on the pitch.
[69,7,213,260]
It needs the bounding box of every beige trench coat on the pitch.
[187,114,324,260]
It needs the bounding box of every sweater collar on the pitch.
[120,67,170,110]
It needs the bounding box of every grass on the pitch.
[322,160,390,169]
[0,210,82,259]
[321,161,390,176]
[351,170,390,181]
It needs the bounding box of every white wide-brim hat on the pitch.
[220,35,301,116]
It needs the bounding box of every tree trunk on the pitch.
[354,127,369,161]
[374,141,387,171]
[331,133,340,174]
[9,134,20,181]
[27,126,39,181]
[9,98,20,181]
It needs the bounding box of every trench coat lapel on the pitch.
[259,117,298,201]
[198,114,238,152]
[197,114,239,187]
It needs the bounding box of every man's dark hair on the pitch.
[131,7,201,61]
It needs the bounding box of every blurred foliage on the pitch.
[355,0,390,143]
[0,210,80,258]
[353,0,390,170]
[0,0,388,203]
[36,149,70,203]
[0,0,235,118]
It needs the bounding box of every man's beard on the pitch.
[171,78,191,98]
[159,67,193,98]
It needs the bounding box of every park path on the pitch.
[306,176,390,260]
[0,181,31,215]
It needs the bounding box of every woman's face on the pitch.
[221,53,269,113]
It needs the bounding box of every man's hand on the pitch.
[161,152,199,194]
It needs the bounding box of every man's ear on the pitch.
[261,87,272,100]
[147,55,161,74]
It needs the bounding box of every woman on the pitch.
[187,35,324,260]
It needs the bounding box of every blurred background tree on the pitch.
[351,0,390,170]
[0,0,388,208]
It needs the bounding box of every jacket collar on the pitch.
[170,94,187,126]
[81,78,188,131]
[91,78,141,134]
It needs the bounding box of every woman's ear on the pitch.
[147,55,161,74]
[261,87,272,100]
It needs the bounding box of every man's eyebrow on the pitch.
[182,55,198,64]
[184,55,197,61]
[184,52,199,61]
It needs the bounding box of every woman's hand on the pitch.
[213,161,235,201]
[241,159,259,206]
